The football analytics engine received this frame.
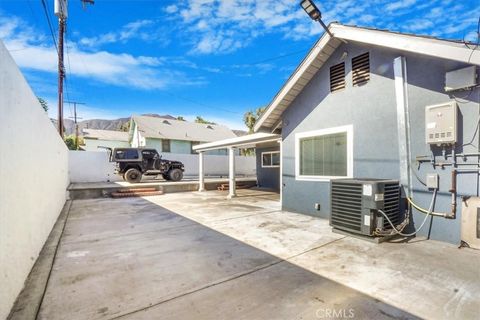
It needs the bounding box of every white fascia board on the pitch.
[253,33,333,132]
[193,133,280,152]
[331,24,480,66]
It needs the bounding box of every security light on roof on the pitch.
[300,0,334,37]
[300,0,321,21]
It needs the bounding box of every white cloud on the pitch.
[79,19,156,47]
[169,0,479,54]
[1,14,205,90]
[385,0,417,12]
[165,5,179,14]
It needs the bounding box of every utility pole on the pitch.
[54,0,94,138]
[54,0,67,137]
[66,101,85,150]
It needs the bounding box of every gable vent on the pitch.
[330,62,346,93]
[352,52,370,86]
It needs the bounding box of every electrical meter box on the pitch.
[425,101,457,145]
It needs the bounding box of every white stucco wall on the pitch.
[0,41,69,319]
[69,151,122,182]
[69,151,256,182]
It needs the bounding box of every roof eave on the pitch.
[254,23,480,132]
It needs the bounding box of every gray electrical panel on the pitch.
[425,101,457,145]
[445,66,477,92]
[426,173,439,189]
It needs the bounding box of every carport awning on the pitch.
[192,132,281,152]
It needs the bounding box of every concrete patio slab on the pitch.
[23,190,419,320]
[289,236,480,320]
[145,189,480,320]
[12,188,480,320]
[126,260,414,320]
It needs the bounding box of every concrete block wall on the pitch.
[69,151,256,183]
[0,42,69,319]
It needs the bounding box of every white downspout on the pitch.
[279,140,283,205]
[228,147,237,198]
[394,56,413,197]
[198,151,205,192]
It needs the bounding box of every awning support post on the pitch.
[228,147,236,199]
[198,151,205,192]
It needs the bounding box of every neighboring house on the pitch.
[195,23,480,246]
[82,129,130,151]
[129,115,239,155]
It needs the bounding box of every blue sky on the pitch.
[1,0,479,129]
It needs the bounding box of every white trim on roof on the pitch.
[192,132,280,152]
[331,24,480,66]
[254,23,480,132]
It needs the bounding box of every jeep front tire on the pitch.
[125,168,142,183]
[168,168,183,182]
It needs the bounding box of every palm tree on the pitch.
[243,107,266,133]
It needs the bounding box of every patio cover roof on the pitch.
[192,132,281,152]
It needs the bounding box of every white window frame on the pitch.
[261,151,280,168]
[295,124,353,181]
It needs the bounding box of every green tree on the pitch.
[38,97,48,112]
[64,134,84,150]
[195,116,216,125]
[243,106,266,133]
[176,116,186,121]
[120,121,130,132]
[65,135,76,150]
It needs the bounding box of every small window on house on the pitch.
[330,62,345,93]
[352,52,370,86]
[191,141,200,154]
[261,151,280,168]
[162,139,171,153]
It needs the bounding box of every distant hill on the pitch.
[53,114,175,136]
[52,114,247,137]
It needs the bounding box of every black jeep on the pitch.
[106,147,185,183]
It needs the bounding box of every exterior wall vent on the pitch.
[330,62,345,93]
[352,52,370,86]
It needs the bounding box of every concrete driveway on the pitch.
[14,189,420,320]
[12,189,479,319]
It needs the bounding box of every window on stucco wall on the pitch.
[261,151,280,168]
[162,139,171,153]
[295,125,353,181]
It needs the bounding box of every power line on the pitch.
[160,91,242,115]
[242,48,309,66]
[64,28,74,117]
[40,0,58,54]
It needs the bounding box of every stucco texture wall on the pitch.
[281,41,480,244]
[256,146,280,190]
[69,151,256,182]
[0,42,69,318]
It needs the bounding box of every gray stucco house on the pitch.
[195,23,480,246]
[254,23,480,245]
